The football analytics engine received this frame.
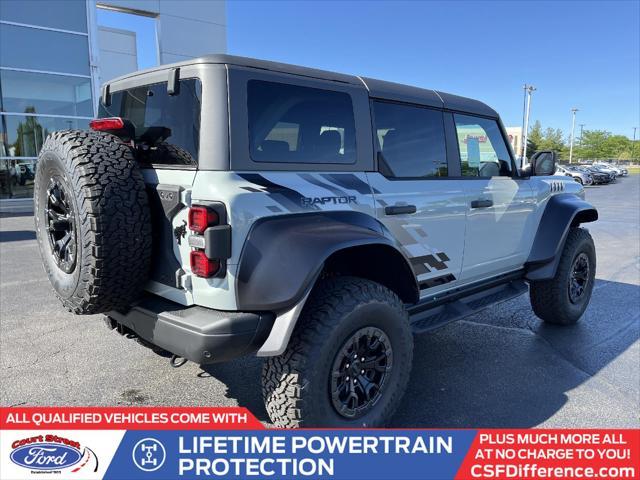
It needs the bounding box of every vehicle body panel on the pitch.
[94,55,598,361]
[190,171,378,310]
[460,177,536,282]
[366,173,467,296]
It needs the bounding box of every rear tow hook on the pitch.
[170,355,188,368]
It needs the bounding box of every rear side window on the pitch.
[453,114,512,177]
[247,80,357,164]
[98,78,201,166]
[373,101,447,178]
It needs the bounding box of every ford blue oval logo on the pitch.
[10,443,82,470]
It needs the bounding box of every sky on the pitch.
[226,0,640,139]
[100,0,640,139]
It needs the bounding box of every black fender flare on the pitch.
[235,211,419,311]
[525,193,598,281]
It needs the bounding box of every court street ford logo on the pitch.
[10,435,86,472]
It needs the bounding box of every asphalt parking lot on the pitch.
[1,177,638,427]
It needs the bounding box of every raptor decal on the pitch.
[301,195,357,207]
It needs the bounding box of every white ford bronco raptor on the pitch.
[34,55,598,428]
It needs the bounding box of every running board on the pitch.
[409,280,528,334]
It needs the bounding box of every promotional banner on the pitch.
[1,407,638,480]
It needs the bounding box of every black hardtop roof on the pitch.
[109,54,497,117]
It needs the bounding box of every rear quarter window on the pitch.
[373,101,447,178]
[247,80,357,164]
[98,78,201,167]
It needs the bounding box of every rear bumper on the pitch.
[107,295,275,364]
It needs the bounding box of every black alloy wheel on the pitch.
[568,252,590,304]
[330,326,393,419]
[45,177,77,274]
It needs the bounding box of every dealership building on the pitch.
[0,0,227,201]
[504,126,523,157]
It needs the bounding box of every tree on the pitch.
[526,121,568,159]
[526,120,543,156]
[625,140,640,161]
[522,122,635,161]
[539,127,565,150]
[577,130,609,159]
[602,135,633,159]
[575,130,632,160]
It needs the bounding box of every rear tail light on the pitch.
[188,206,219,234]
[89,117,125,131]
[188,204,229,278]
[190,250,220,278]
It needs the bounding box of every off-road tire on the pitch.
[262,276,413,428]
[530,227,596,325]
[155,142,197,166]
[34,130,152,314]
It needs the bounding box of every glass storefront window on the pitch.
[1,70,93,117]
[1,115,90,157]
[0,0,87,32]
[0,1,92,200]
[0,24,90,75]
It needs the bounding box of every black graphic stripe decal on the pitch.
[320,174,378,195]
[419,273,457,290]
[299,173,348,198]
[413,263,429,275]
[237,173,319,212]
[437,252,449,262]
[410,252,450,272]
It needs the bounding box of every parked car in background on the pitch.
[592,165,618,181]
[594,162,627,177]
[583,166,614,184]
[555,165,593,185]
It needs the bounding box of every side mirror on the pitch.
[530,151,557,176]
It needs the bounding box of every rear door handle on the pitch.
[471,199,493,208]
[385,205,417,215]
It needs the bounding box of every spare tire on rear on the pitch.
[34,130,152,314]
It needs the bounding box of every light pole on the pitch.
[569,108,579,164]
[521,84,536,165]
[579,124,586,145]
[520,84,528,159]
